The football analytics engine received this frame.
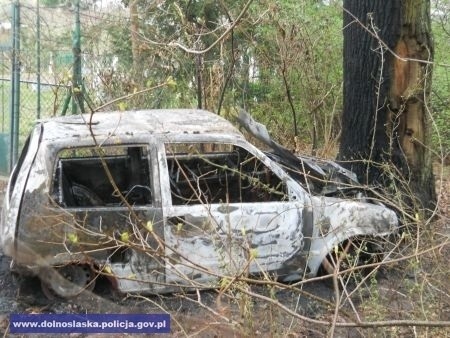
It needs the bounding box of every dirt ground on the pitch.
[0,172,449,337]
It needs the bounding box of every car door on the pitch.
[19,142,165,293]
[159,141,309,287]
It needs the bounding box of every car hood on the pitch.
[236,109,361,196]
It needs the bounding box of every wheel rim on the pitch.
[321,238,383,286]
[41,264,96,300]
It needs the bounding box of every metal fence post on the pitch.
[72,0,82,114]
[36,0,41,120]
[9,1,20,170]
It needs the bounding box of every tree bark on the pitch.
[339,0,436,213]
[129,0,140,73]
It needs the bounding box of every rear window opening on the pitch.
[52,145,152,207]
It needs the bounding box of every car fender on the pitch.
[306,196,398,276]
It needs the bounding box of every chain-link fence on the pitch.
[1,2,64,173]
[0,1,119,174]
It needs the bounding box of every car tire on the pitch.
[40,264,96,300]
[320,237,384,289]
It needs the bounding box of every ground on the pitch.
[0,172,449,337]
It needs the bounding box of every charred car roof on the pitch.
[39,109,244,143]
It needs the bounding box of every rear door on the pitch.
[23,143,165,293]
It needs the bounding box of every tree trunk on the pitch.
[339,0,436,213]
[129,0,140,73]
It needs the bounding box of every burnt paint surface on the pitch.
[17,187,163,267]
[163,201,305,286]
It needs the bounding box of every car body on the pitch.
[0,109,398,297]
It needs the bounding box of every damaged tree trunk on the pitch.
[339,0,436,214]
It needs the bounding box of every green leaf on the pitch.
[120,231,130,242]
[67,233,78,244]
[118,102,127,111]
[146,220,154,232]
[166,76,177,90]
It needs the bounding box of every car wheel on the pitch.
[40,264,96,300]
[320,237,384,288]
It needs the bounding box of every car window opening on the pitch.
[165,143,288,206]
[52,145,152,207]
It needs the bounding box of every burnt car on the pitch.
[0,109,398,298]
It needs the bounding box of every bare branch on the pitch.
[139,0,254,55]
